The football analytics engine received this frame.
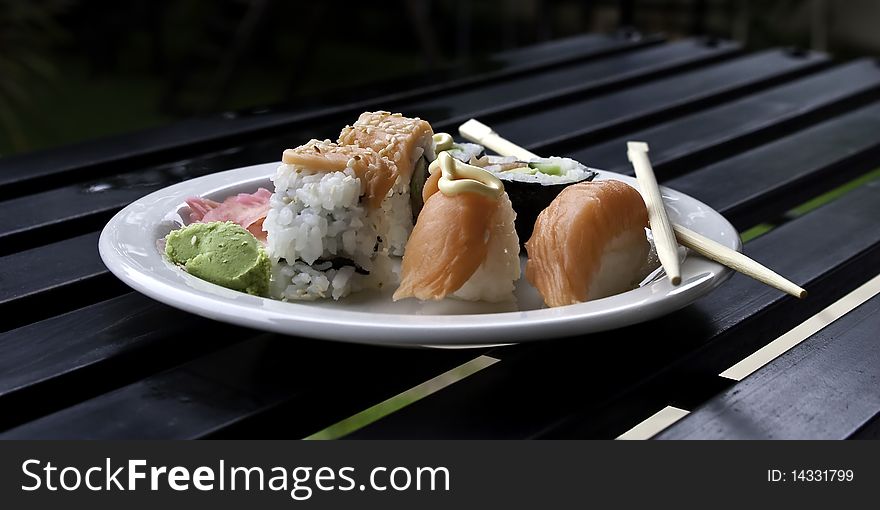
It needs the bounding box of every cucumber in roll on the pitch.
[475,155,597,243]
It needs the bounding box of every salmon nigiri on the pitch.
[393,152,520,302]
[525,180,649,307]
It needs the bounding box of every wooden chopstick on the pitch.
[674,224,807,298]
[458,119,808,299]
[459,119,540,161]
[627,141,681,285]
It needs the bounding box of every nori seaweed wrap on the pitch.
[474,155,597,243]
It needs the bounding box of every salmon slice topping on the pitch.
[282,139,398,209]
[394,191,500,301]
[422,169,442,204]
[339,111,434,182]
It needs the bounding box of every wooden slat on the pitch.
[655,292,880,439]
[0,39,738,252]
[347,179,880,438]
[665,101,880,228]
[489,32,650,67]
[0,293,248,429]
[397,38,740,127]
[0,33,659,200]
[0,334,477,439]
[0,232,127,332]
[568,59,880,179]
[0,147,276,255]
[487,49,829,151]
[0,289,484,437]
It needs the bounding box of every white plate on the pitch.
[99,162,738,347]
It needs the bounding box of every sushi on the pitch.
[472,154,597,243]
[393,152,521,303]
[432,132,486,164]
[264,139,400,301]
[339,111,436,250]
[525,180,650,307]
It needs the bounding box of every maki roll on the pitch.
[432,132,486,164]
[525,180,650,307]
[264,139,400,300]
[394,152,521,303]
[474,155,597,243]
[412,132,486,218]
[339,111,435,251]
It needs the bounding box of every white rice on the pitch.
[265,163,398,301]
[376,180,413,257]
[264,134,439,301]
[381,142,429,256]
[480,156,596,185]
[452,194,521,302]
[270,259,392,301]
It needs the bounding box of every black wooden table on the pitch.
[2,32,879,439]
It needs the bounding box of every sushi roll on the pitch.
[474,155,597,243]
[525,180,650,307]
[264,139,399,300]
[432,132,486,164]
[393,152,520,303]
[412,132,486,218]
[339,111,436,252]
